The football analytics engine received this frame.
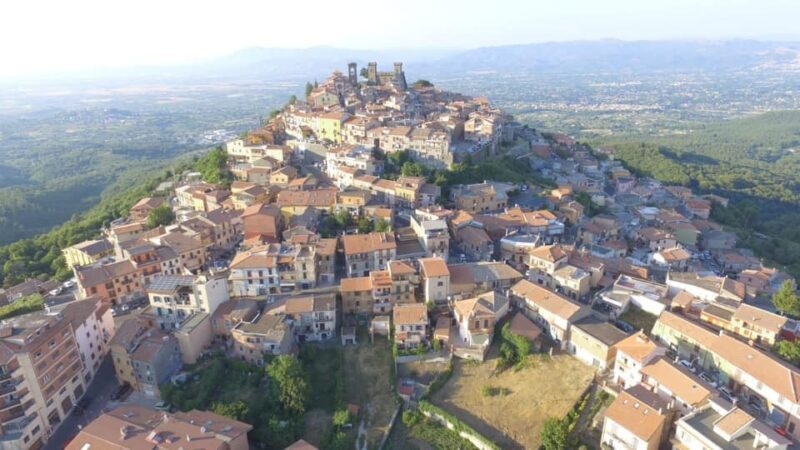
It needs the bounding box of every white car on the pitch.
[63,280,76,289]
[678,359,696,373]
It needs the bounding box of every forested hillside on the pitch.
[595,110,800,276]
[0,157,193,288]
[595,111,800,212]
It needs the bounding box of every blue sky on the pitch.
[2,0,798,77]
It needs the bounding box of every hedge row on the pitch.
[418,400,500,450]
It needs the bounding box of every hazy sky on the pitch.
[2,0,799,77]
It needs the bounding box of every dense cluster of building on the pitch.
[1,63,798,449]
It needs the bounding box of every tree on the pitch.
[540,417,568,450]
[357,216,372,234]
[147,205,175,228]
[0,293,44,320]
[773,280,800,316]
[195,147,229,185]
[359,67,369,79]
[774,340,800,366]
[266,355,308,415]
[374,218,391,232]
[401,161,426,177]
[212,400,249,421]
[333,210,352,229]
[412,79,433,88]
[332,409,351,427]
[304,82,314,98]
[387,150,410,169]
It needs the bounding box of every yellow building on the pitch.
[314,112,349,143]
[63,238,114,269]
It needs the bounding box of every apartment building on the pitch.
[146,275,229,330]
[639,356,712,416]
[568,317,628,370]
[109,318,182,397]
[61,238,113,269]
[602,385,670,450]
[267,294,337,342]
[129,196,165,222]
[666,271,747,304]
[675,398,791,450]
[410,214,449,260]
[0,311,88,449]
[66,405,252,450]
[340,260,416,315]
[59,298,115,385]
[393,303,429,349]
[453,291,509,358]
[652,311,800,440]
[74,258,144,305]
[509,279,590,349]
[419,257,450,304]
[228,241,317,297]
[449,181,513,214]
[231,314,295,365]
[342,232,397,277]
[612,331,666,389]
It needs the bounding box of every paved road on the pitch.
[43,356,119,450]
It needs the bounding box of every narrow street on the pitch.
[43,357,119,450]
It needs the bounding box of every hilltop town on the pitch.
[1,62,799,450]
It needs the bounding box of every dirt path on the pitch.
[356,416,367,450]
[572,384,598,437]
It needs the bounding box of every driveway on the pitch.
[43,356,119,450]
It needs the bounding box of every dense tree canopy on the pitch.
[266,355,309,416]
[540,417,568,450]
[147,204,175,228]
[773,281,800,317]
[195,146,230,185]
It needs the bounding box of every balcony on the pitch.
[0,377,23,395]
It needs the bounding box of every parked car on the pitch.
[73,397,91,415]
[155,401,174,412]
[63,279,76,289]
[719,386,735,403]
[678,359,696,373]
[110,384,132,401]
[748,396,767,416]
[699,372,718,388]
[614,320,635,333]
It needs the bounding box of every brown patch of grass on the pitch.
[303,409,332,447]
[431,353,594,449]
[343,331,398,448]
[397,359,449,385]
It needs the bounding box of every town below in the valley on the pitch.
[1,62,799,450]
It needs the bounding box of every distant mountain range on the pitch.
[193,40,800,81]
[430,40,800,74]
[9,39,800,86]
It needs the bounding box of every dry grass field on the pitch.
[431,353,594,449]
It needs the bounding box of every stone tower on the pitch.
[348,62,358,85]
[367,62,378,84]
[394,62,407,91]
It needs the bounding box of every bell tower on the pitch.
[348,62,358,85]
